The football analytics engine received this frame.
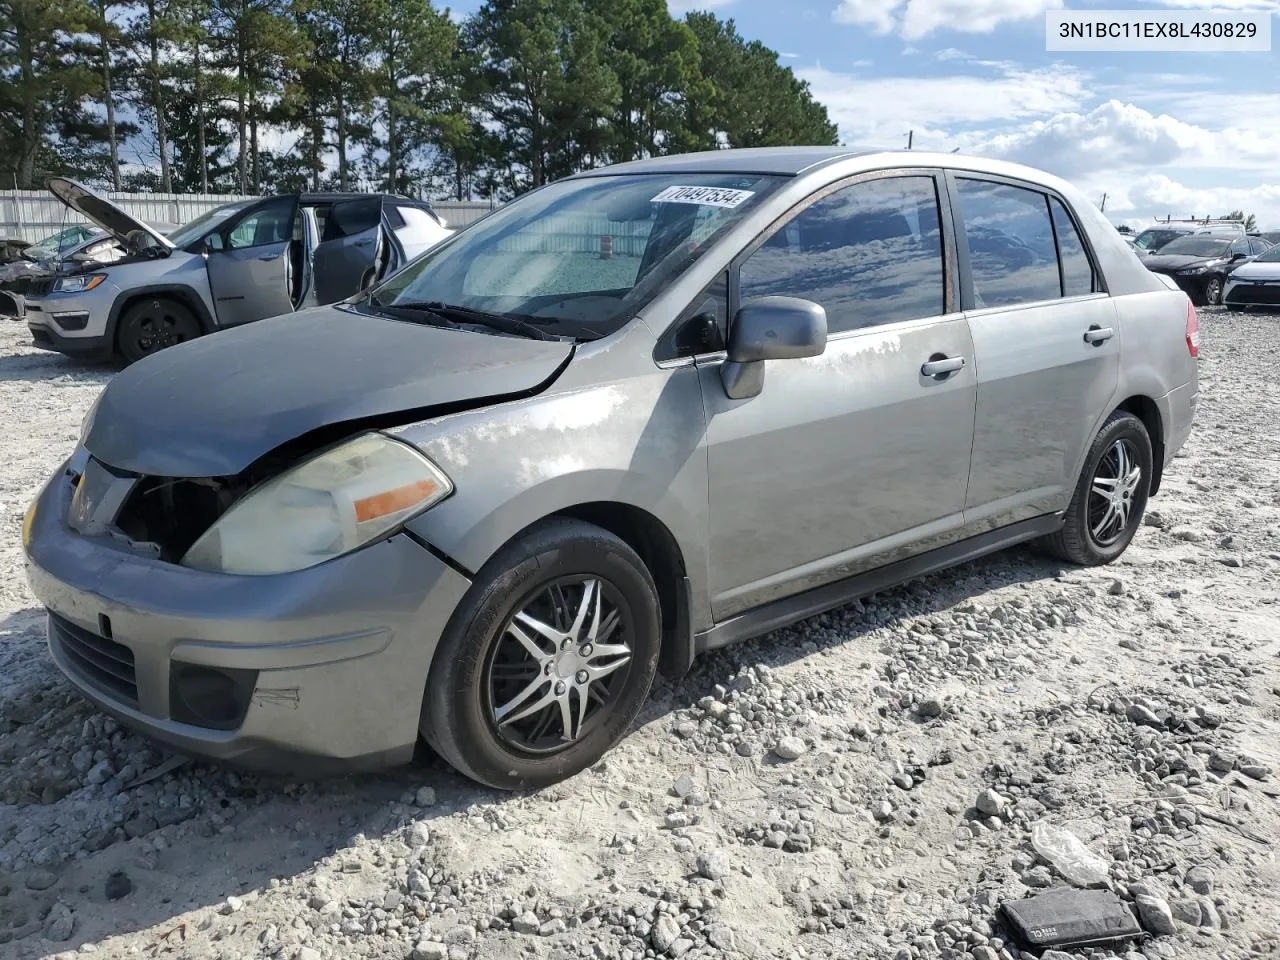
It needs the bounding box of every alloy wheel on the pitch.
[1205,277,1223,305]
[1087,437,1142,547]
[484,576,634,755]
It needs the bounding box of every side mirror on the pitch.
[1231,252,1248,261]
[721,296,827,400]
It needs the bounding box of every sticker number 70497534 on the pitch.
[649,185,756,208]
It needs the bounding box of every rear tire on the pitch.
[117,297,202,364]
[1042,411,1153,566]
[420,518,661,790]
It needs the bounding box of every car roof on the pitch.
[570,147,878,177]
[295,192,435,206]
[566,148,1103,199]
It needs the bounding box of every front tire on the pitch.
[1204,276,1224,306]
[1042,411,1153,566]
[420,518,661,790]
[117,297,202,364]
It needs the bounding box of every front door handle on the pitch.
[258,253,282,262]
[921,355,966,379]
[1084,325,1114,345]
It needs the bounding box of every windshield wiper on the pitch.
[365,293,462,331]
[385,300,562,342]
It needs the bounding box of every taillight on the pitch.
[1185,300,1200,358]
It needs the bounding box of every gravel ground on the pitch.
[0,310,1277,960]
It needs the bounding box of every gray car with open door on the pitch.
[23,179,453,363]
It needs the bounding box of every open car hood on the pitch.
[46,178,173,252]
[84,305,574,478]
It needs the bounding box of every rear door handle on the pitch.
[921,355,966,378]
[1084,325,1114,345]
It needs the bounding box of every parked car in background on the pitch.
[24,178,453,363]
[1128,219,1247,255]
[1140,234,1271,305]
[1128,224,1194,253]
[23,148,1198,788]
[1223,243,1280,309]
[0,225,178,319]
[1256,230,1280,246]
[2,225,108,318]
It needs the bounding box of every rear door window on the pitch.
[323,197,382,242]
[954,179,1061,307]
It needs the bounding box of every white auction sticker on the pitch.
[650,185,756,208]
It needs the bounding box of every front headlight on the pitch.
[181,433,453,575]
[53,273,108,293]
[22,497,37,550]
[1177,261,1223,275]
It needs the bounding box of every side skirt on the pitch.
[694,514,1063,653]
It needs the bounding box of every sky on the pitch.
[448,0,1280,229]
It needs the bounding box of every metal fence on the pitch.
[0,191,500,240]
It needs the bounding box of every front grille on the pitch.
[49,613,138,706]
[25,277,55,297]
[1225,283,1280,306]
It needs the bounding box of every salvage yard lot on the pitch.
[0,311,1278,960]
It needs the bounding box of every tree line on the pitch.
[0,0,838,200]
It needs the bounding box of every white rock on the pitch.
[773,736,807,760]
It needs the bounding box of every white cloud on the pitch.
[666,0,736,11]
[934,47,972,60]
[971,99,1280,178]
[833,0,899,33]
[797,62,1089,145]
[1097,175,1280,227]
[834,0,1063,39]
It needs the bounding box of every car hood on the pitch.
[0,259,45,284]
[85,305,575,478]
[1142,254,1224,272]
[1227,259,1280,280]
[47,177,173,252]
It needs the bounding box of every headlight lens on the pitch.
[22,498,37,550]
[181,433,453,575]
[53,273,108,293]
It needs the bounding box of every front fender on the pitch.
[394,367,714,632]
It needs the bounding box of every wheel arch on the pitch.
[1114,394,1165,495]
[470,501,697,682]
[107,284,216,352]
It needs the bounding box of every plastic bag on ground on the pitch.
[1030,820,1111,886]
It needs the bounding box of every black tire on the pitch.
[117,297,202,364]
[420,518,661,790]
[1042,411,1153,566]
[1203,275,1224,306]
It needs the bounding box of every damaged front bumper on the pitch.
[23,458,472,774]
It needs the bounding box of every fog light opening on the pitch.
[169,662,257,731]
